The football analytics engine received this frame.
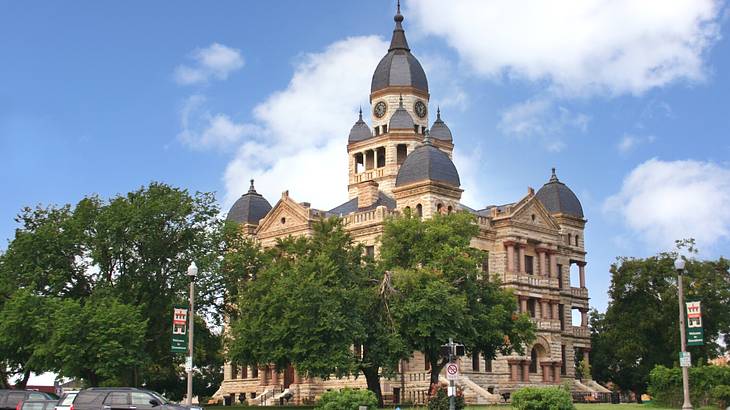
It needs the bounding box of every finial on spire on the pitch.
[550,168,559,182]
[389,0,409,50]
[249,179,256,192]
[358,106,363,121]
[437,106,441,120]
[423,129,432,145]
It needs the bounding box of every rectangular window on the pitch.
[231,364,238,379]
[252,367,259,379]
[561,345,567,375]
[241,366,248,379]
[485,359,492,372]
[397,144,407,165]
[525,255,534,275]
[472,353,480,372]
[557,264,563,288]
[559,304,565,330]
[527,298,536,318]
[365,246,375,258]
[376,147,386,168]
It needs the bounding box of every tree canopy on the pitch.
[590,239,730,399]
[0,182,223,398]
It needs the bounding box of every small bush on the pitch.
[315,388,378,410]
[511,387,575,410]
[427,385,465,410]
[712,385,730,409]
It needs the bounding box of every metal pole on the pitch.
[449,338,455,410]
[187,278,195,405]
[678,270,693,410]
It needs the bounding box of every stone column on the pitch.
[583,348,591,368]
[541,364,551,382]
[259,366,267,385]
[508,360,519,381]
[549,252,557,279]
[518,245,526,274]
[538,249,547,276]
[553,363,562,383]
[505,241,515,272]
[578,262,586,288]
[293,368,301,384]
[522,361,530,382]
[551,301,559,320]
[271,366,280,385]
[224,362,232,380]
[581,308,588,327]
[519,296,528,313]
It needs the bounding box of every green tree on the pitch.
[381,211,535,386]
[590,240,730,399]
[49,292,147,386]
[0,290,56,388]
[0,182,225,396]
[227,219,405,407]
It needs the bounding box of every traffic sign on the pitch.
[446,363,459,380]
[679,352,691,368]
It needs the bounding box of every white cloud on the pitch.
[604,158,730,251]
[174,43,244,85]
[617,134,656,154]
[407,0,722,96]
[177,95,261,150]
[498,98,589,151]
[221,36,389,210]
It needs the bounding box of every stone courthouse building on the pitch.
[215,4,606,406]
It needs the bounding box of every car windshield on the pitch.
[60,393,77,405]
[149,392,169,405]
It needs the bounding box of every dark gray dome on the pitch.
[370,7,428,94]
[395,136,460,187]
[430,108,452,141]
[348,109,372,142]
[227,180,272,224]
[535,169,584,218]
[389,97,415,130]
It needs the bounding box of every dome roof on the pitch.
[370,5,429,95]
[395,134,460,188]
[227,180,273,225]
[535,169,584,218]
[389,96,415,130]
[348,109,372,142]
[430,108,452,141]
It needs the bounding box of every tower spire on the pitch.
[389,0,410,51]
[358,106,363,121]
[248,179,256,193]
[550,168,559,182]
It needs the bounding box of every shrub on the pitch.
[649,365,730,408]
[712,385,730,409]
[511,387,575,410]
[315,388,378,410]
[427,385,465,410]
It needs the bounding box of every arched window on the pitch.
[416,204,423,218]
[530,347,539,373]
[404,206,411,216]
[447,205,453,214]
[437,203,443,214]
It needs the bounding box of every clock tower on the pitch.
[346,1,454,200]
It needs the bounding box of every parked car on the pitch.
[54,392,78,410]
[69,388,201,410]
[16,400,58,410]
[0,391,58,410]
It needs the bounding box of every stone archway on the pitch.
[529,336,552,381]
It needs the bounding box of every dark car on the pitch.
[0,391,58,410]
[16,400,58,410]
[70,388,200,410]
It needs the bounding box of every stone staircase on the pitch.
[439,375,500,404]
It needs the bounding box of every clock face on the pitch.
[414,100,427,118]
[374,101,387,118]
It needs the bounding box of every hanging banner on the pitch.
[685,300,704,346]
[171,305,189,353]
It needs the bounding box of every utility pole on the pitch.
[441,338,464,410]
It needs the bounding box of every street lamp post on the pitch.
[674,257,693,410]
[186,262,198,406]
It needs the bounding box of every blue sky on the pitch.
[1,1,729,312]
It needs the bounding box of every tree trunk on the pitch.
[428,356,447,387]
[362,367,383,408]
[634,389,643,404]
[17,369,31,389]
